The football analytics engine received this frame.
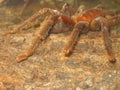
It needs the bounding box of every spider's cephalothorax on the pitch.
[2,3,120,63]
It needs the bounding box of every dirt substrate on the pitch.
[0,30,120,90]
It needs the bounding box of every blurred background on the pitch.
[0,0,120,16]
[0,0,120,29]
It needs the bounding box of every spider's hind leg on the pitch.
[108,15,120,26]
[91,17,116,63]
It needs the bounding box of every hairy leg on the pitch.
[17,16,58,62]
[63,21,89,56]
[1,8,61,35]
[108,15,120,26]
[91,17,116,63]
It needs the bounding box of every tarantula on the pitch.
[1,3,120,63]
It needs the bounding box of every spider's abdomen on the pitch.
[73,9,106,22]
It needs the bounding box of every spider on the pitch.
[1,3,120,63]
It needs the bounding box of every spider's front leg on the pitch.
[63,21,89,57]
[17,15,59,62]
[1,8,61,35]
[91,17,116,63]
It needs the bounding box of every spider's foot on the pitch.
[1,29,18,35]
[109,58,116,63]
[60,53,69,61]
[59,49,71,61]
[0,31,13,35]
[63,49,72,57]
[16,54,28,62]
[0,31,9,35]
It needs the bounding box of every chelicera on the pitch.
[2,3,120,63]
